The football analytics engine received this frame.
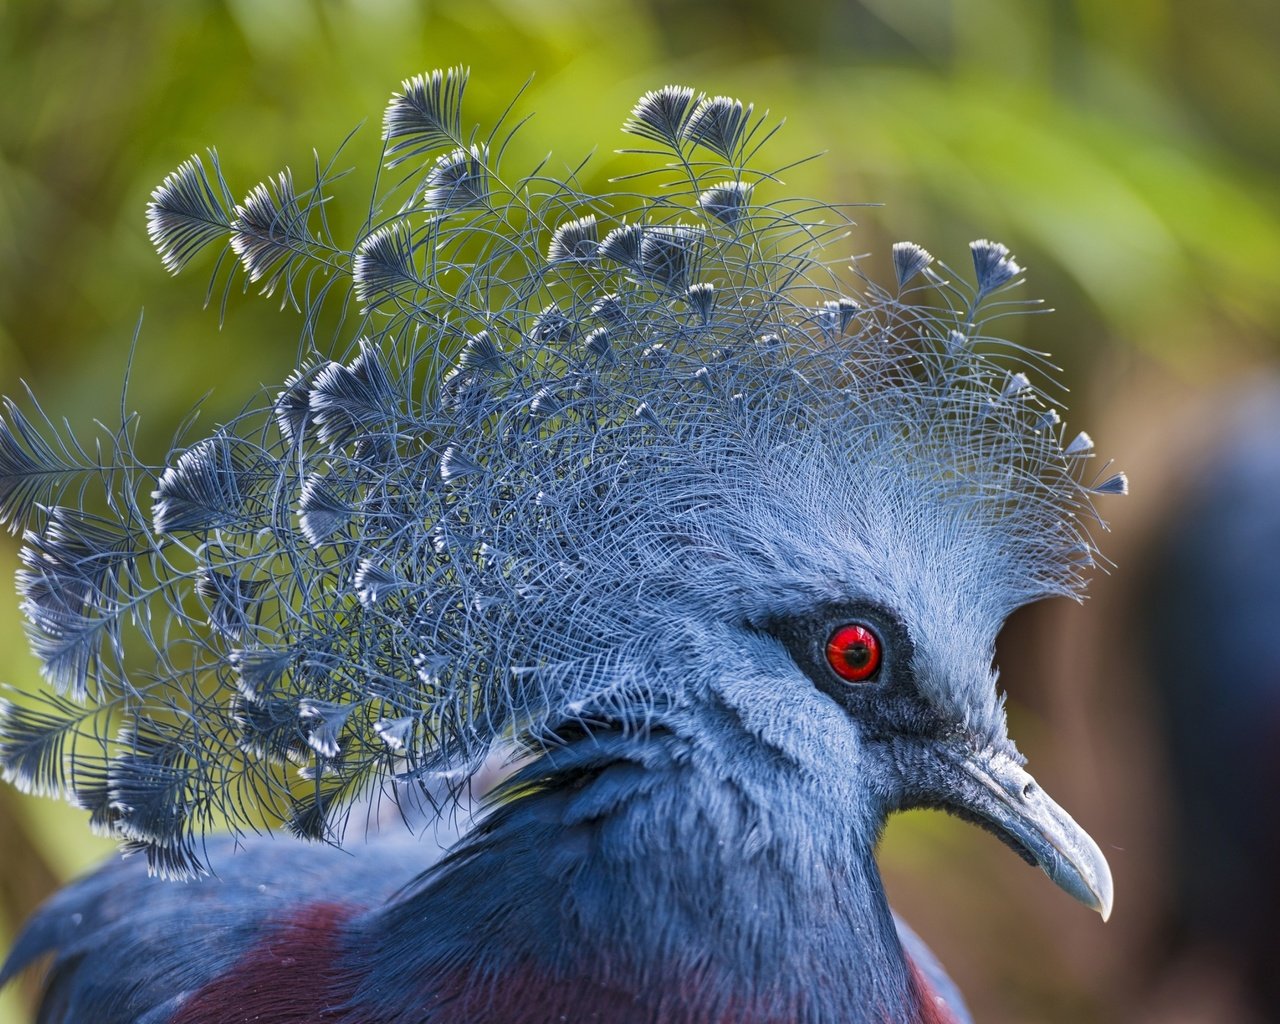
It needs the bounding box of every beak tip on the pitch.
[1065,835,1113,922]
[1095,890,1113,922]
[1094,866,1115,923]
[1052,857,1114,922]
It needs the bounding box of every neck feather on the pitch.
[347,728,926,1023]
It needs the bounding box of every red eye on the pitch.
[825,623,882,682]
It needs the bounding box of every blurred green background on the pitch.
[1,1,1277,1022]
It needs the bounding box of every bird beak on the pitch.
[950,749,1114,921]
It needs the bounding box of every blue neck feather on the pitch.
[344,726,920,1023]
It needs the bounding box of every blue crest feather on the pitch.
[0,71,1125,877]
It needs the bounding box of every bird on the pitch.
[0,69,1123,1023]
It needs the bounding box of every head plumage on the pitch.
[0,69,1124,876]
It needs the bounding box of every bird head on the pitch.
[0,71,1121,922]
[481,314,1117,921]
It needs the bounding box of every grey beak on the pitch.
[956,751,1114,921]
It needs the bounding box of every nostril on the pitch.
[1022,781,1037,800]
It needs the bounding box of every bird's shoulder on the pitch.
[894,915,974,1024]
[1,834,444,1024]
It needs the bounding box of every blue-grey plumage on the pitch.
[0,70,1122,1021]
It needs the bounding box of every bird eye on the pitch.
[825,623,882,682]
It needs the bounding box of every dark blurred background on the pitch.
[1,2,1278,1022]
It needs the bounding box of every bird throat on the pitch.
[348,731,933,1023]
